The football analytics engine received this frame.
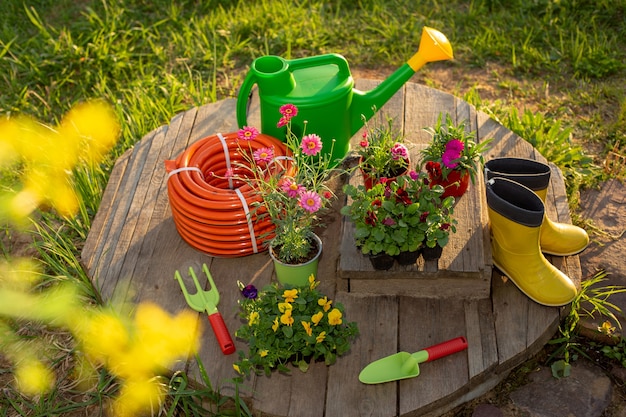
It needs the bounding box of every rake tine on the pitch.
[202,263,219,305]
[188,266,207,295]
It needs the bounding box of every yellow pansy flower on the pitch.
[248,311,260,326]
[278,302,292,313]
[282,289,299,303]
[280,310,294,326]
[272,317,279,332]
[328,308,343,326]
[311,311,324,326]
[316,331,326,343]
[301,321,313,337]
[259,350,269,357]
[233,364,242,374]
[308,274,319,290]
[318,296,332,312]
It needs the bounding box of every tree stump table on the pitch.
[81,80,582,417]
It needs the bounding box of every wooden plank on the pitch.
[97,125,169,297]
[398,297,469,415]
[87,130,157,295]
[81,150,130,271]
[464,298,497,381]
[404,82,455,144]
[118,106,200,295]
[326,293,399,417]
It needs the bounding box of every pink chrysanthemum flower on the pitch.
[253,146,274,164]
[445,139,464,153]
[441,149,460,169]
[237,126,259,141]
[279,104,298,119]
[280,178,305,198]
[299,190,322,213]
[390,143,408,160]
[301,134,323,156]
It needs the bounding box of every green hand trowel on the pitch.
[359,336,468,384]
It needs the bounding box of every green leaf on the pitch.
[551,360,571,378]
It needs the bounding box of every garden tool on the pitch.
[485,157,589,256]
[174,263,236,355]
[486,177,577,306]
[359,336,468,384]
[237,26,453,164]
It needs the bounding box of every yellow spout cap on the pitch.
[407,27,454,72]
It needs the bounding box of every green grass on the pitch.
[1,0,625,415]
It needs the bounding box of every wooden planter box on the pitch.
[338,163,493,299]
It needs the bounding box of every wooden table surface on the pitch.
[81,80,582,417]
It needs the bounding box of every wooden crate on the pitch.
[338,149,492,299]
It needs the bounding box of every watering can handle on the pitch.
[236,54,352,129]
[236,68,257,129]
[208,312,236,355]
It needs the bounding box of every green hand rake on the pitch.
[174,263,235,355]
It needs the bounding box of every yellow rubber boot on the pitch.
[485,158,589,256]
[486,178,577,307]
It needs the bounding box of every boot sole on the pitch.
[541,245,588,257]
[492,260,576,307]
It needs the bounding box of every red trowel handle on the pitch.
[208,312,236,355]
[424,336,468,362]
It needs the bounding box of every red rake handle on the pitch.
[424,336,468,362]
[208,312,236,355]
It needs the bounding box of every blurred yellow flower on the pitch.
[0,100,120,222]
[14,359,54,396]
[111,376,165,417]
[259,350,269,357]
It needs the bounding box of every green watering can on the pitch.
[236,26,454,164]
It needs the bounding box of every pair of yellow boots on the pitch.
[485,158,589,307]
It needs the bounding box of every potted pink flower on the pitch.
[356,115,410,189]
[420,113,492,198]
[235,104,337,286]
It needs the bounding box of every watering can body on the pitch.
[236,27,454,164]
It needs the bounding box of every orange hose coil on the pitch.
[165,132,290,257]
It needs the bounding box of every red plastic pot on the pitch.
[428,169,470,198]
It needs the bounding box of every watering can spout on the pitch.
[350,26,453,134]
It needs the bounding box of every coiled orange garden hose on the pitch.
[165,132,290,257]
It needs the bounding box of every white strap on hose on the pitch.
[235,188,258,253]
[217,132,234,190]
[167,166,204,180]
